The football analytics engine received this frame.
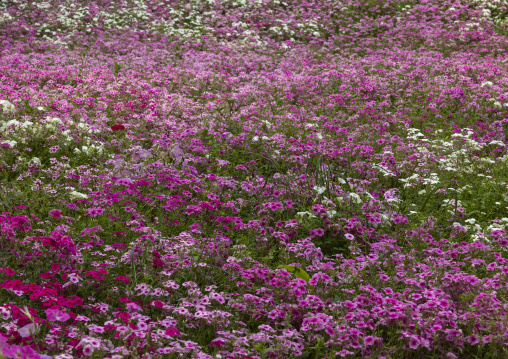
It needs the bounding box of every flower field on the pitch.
[1,0,508,358]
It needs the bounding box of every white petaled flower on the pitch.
[349,193,362,204]
[2,140,17,148]
[69,191,88,200]
[0,99,15,113]
[313,186,326,195]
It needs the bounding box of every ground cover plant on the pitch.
[1,0,508,358]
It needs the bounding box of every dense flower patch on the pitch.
[1,0,508,358]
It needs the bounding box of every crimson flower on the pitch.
[111,124,125,131]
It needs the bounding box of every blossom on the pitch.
[84,207,105,217]
[364,336,375,346]
[17,323,40,338]
[45,309,70,322]
[111,124,125,131]
[49,209,62,219]
[83,345,94,356]
[408,337,420,349]
[165,327,182,337]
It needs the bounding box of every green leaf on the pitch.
[279,265,315,291]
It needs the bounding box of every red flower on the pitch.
[111,124,125,131]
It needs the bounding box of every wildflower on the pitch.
[83,345,94,356]
[17,323,40,338]
[111,124,125,131]
[467,335,480,345]
[4,268,15,276]
[49,209,62,219]
[364,336,375,346]
[69,190,88,200]
[165,327,182,337]
[45,308,71,322]
[0,99,15,113]
[408,337,420,349]
[84,207,105,217]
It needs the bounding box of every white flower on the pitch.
[349,193,362,204]
[37,106,44,111]
[0,99,15,113]
[313,186,326,194]
[69,191,88,200]
[481,81,493,87]
[2,140,17,148]
[18,323,40,338]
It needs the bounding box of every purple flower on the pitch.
[45,308,70,322]
[17,323,40,338]
[171,144,184,163]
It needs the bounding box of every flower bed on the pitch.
[1,0,508,358]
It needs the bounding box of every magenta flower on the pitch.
[165,326,182,337]
[49,209,61,219]
[364,336,375,346]
[84,207,105,217]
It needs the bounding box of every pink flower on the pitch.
[438,299,450,309]
[84,207,105,217]
[49,209,61,219]
[4,268,15,276]
[83,345,94,356]
[152,300,164,308]
[45,308,70,322]
[209,338,227,347]
[343,300,357,309]
[467,335,480,345]
[50,263,61,272]
[364,336,375,346]
[165,327,182,337]
[408,337,420,349]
